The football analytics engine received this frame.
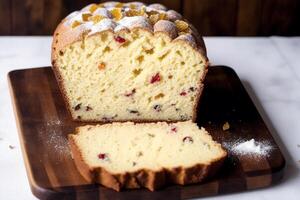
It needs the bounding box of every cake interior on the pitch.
[56,29,206,121]
[69,121,225,174]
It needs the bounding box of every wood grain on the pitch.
[1,0,300,35]
[11,0,45,35]
[183,0,238,36]
[8,66,285,200]
[236,0,262,36]
[0,0,11,34]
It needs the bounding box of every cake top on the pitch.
[64,2,187,35]
[56,1,206,56]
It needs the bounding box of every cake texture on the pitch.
[68,121,227,191]
[52,1,208,122]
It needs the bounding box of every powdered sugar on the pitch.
[63,3,166,35]
[223,139,273,157]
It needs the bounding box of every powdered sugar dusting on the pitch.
[223,139,273,157]
[37,120,70,159]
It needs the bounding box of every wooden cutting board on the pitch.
[8,66,285,200]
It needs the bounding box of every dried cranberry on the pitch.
[114,36,126,43]
[150,73,161,84]
[74,103,81,110]
[125,89,136,97]
[183,136,193,143]
[180,91,187,96]
[171,127,177,133]
[98,153,107,160]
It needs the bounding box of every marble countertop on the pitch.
[0,36,299,200]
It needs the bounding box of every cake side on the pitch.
[68,121,227,191]
[52,2,209,122]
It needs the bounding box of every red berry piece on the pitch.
[114,36,126,43]
[150,73,161,84]
[183,136,193,143]
[98,153,107,160]
[171,127,177,133]
[180,91,187,96]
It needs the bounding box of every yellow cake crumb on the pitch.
[222,122,230,131]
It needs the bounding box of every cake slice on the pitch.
[52,2,208,122]
[68,121,227,191]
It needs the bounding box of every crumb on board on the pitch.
[297,144,300,148]
[0,138,3,141]
[222,122,230,131]
[9,145,15,149]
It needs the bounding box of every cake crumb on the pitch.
[9,145,15,149]
[222,122,230,131]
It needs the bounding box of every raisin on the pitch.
[153,104,162,112]
[59,50,64,56]
[114,36,126,43]
[180,91,187,96]
[74,103,81,111]
[189,87,196,92]
[150,73,161,84]
[183,136,193,144]
[77,116,81,120]
[125,88,136,97]
[133,162,137,166]
[86,106,92,111]
[128,109,139,114]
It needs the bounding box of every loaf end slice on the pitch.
[52,2,208,122]
[68,121,227,191]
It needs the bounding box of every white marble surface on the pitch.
[0,36,299,200]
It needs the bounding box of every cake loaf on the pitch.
[68,121,227,191]
[52,1,208,122]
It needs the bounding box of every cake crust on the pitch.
[68,125,226,191]
[52,2,209,122]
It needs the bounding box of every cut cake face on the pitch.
[52,2,208,122]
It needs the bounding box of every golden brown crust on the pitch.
[68,131,227,191]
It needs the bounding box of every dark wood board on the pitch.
[8,66,285,200]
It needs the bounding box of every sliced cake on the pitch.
[68,121,227,191]
[52,1,208,122]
